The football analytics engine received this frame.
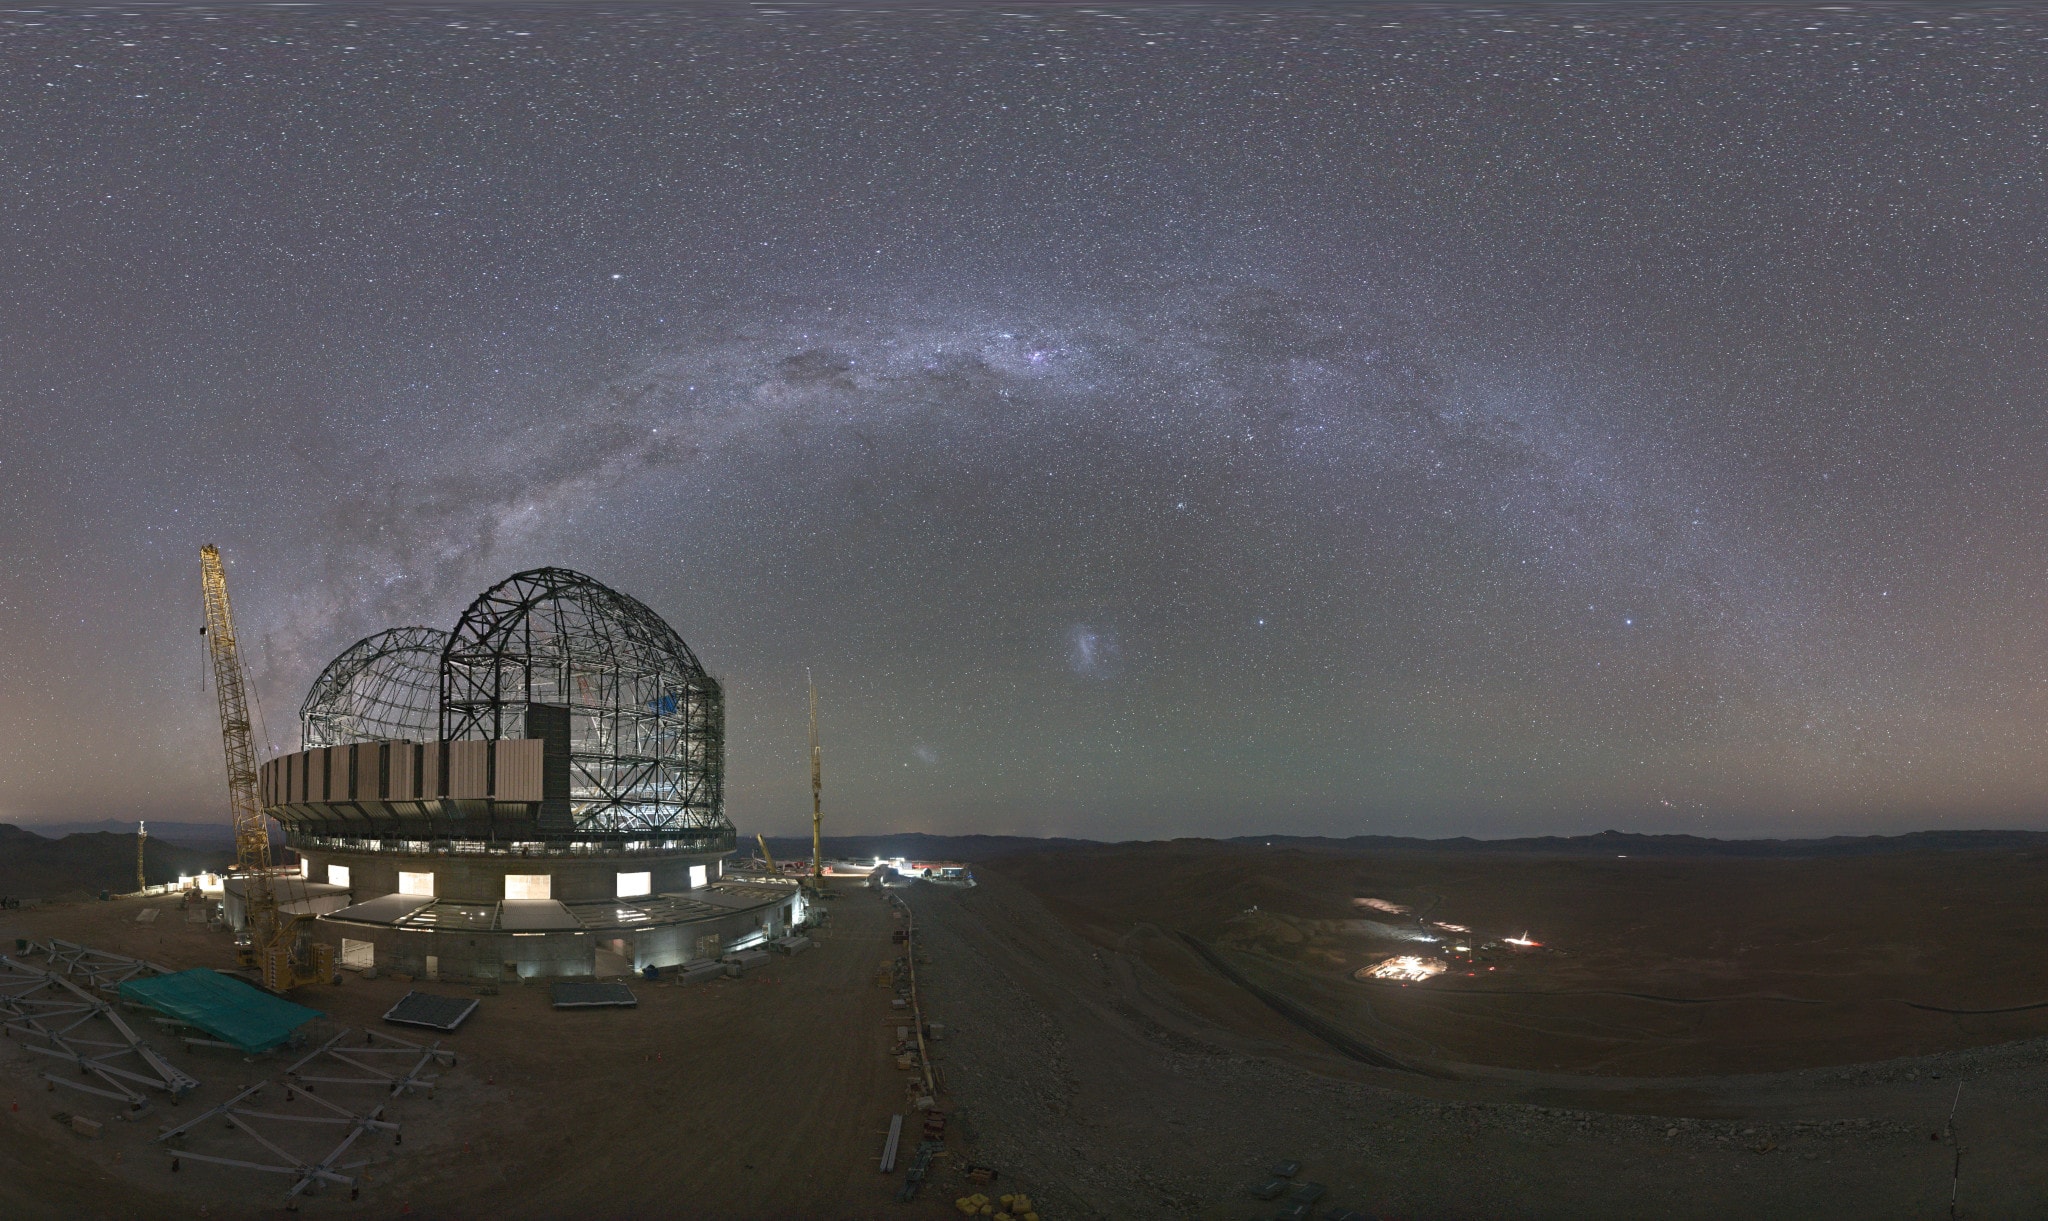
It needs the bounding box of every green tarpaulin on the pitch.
[119,969,322,1053]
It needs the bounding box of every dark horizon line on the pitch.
[18,820,2048,865]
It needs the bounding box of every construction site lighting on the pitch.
[1360,956,1450,983]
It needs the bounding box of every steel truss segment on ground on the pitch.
[286,1026,453,1098]
[39,938,178,994]
[0,949,200,1104]
[155,1075,392,1204]
[439,566,729,838]
[156,1025,447,1205]
[301,626,451,748]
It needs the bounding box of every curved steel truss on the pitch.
[301,627,449,749]
[441,567,726,837]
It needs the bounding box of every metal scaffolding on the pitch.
[440,567,729,839]
[0,941,200,1108]
[156,1026,453,1205]
[300,626,449,749]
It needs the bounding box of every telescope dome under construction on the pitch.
[259,567,795,981]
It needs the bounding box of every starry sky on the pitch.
[5,3,2048,841]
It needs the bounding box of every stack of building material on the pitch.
[720,948,771,976]
[675,959,724,984]
[770,934,812,954]
[119,969,322,1054]
[548,981,636,1009]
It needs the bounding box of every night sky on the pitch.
[5,4,2048,840]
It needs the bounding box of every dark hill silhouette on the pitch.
[758,827,2048,863]
[1224,828,2048,858]
[0,824,232,902]
[19,818,235,847]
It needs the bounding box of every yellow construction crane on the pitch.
[808,671,823,888]
[199,545,331,992]
[756,833,780,875]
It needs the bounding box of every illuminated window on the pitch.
[398,871,435,897]
[616,871,651,899]
[504,874,551,900]
[688,865,708,889]
[328,864,351,889]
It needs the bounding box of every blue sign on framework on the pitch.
[649,693,681,716]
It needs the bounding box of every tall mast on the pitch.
[808,671,822,883]
[199,545,276,960]
[197,545,332,992]
[136,820,147,894]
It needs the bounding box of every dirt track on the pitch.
[992,842,2048,1076]
[906,861,2048,1220]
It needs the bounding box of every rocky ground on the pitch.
[0,883,974,1221]
[908,873,2048,1220]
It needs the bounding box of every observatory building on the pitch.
[258,567,802,980]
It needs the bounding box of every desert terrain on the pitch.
[990,840,2048,1076]
[900,842,2048,1219]
[0,880,994,1221]
[8,842,2048,1218]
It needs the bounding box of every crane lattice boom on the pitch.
[200,545,331,991]
[200,546,272,884]
[809,673,823,882]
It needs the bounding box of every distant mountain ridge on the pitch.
[756,832,1098,863]
[1222,828,2048,858]
[0,824,233,901]
[19,819,235,847]
[21,823,2044,871]
[760,827,2048,861]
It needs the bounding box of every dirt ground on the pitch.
[899,845,2048,1220]
[992,841,2048,1076]
[12,844,2048,1218]
[0,880,1003,1221]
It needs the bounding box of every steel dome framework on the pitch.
[441,567,727,838]
[300,626,450,749]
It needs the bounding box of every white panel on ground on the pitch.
[339,938,374,969]
[689,864,708,889]
[398,871,435,897]
[504,873,551,900]
[616,871,651,898]
[328,864,351,888]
